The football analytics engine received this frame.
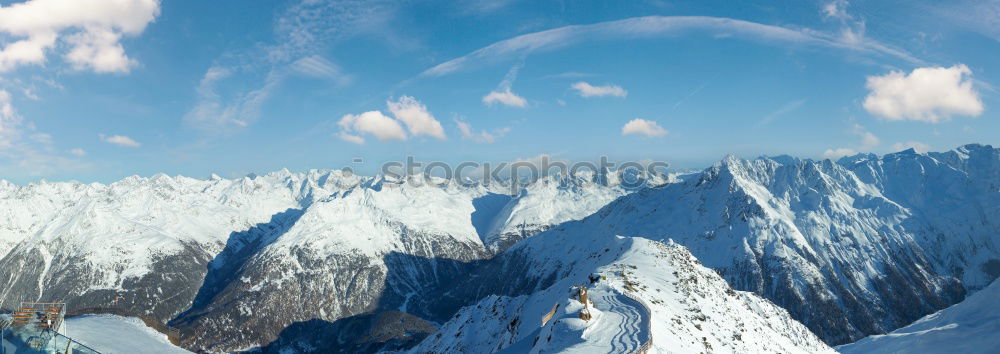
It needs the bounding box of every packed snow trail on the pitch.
[543,285,649,353]
[587,288,646,353]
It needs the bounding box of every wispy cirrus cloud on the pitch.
[185,0,390,134]
[290,55,352,85]
[455,118,509,144]
[760,99,806,125]
[420,15,921,78]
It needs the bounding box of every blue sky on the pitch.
[0,0,997,183]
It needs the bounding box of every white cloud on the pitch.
[823,147,857,159]
[455,118,509,144]
[387,96,446,139]
[0,89,24,151]
[892,141,931,153]
[338,111,407,142]
[571,82,627,98]
[482,89,527,107]
[68,148,86,156]
[822,0,850,20]
[0,86,92,177]
[482,61,528,108]
[863,64,983,123]
[0,0,161,73]
[29,132,52,145]
[337,132,366,145]
[853,124,880,149]
[22,88,40,100]
[420,15,920,78]
[336,95,448,144]
[290,55,351,85]
[621,118,668,137]
[100,133,141,147]
[184,66,280,133]
[822,123,879,160]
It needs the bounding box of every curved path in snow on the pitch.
[587,288,650,353]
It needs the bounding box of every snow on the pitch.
[0,168,662,291]
[837,279,1000,354]
[412,227,834,353]
[63,314,191,354]
[482,170,676,251]
[1,144,996,352]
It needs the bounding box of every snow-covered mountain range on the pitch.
[0,144,997,353]
[0,168,668,351]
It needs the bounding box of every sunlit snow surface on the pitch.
[837,279,1000,354]
[411,232,835,353]
[64,314,191,353]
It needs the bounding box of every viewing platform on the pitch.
[1,302,100,354]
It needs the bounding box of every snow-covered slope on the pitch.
[64,314,191,354]
[501,144,999,345]
[411,227,834,353]
[483,170,676,252]
[837,278,1000,354]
